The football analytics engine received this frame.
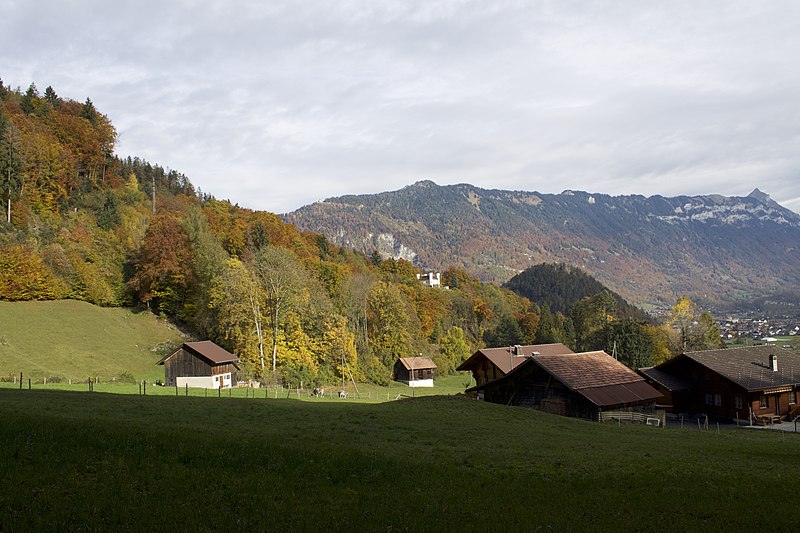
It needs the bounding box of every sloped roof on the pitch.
[681,345,800,392]
[397,356,437,370]
[533,351,643,390]
[456,343,574,374]
[638,366,695,392]
[580,381,664,407]
[157,341,239,366]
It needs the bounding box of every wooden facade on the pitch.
[157,341,239,387]
[639,346,800,422]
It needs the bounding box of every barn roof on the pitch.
[470,350,662,408]
[533,351,642,390]
[678,345,800,392]
[157,341,239,366]
[397,356,437,370]
[456,343,574,374]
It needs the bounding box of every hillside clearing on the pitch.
[0,300,184,381]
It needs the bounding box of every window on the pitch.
[714,394,722,407]
[791,391,797,405]
[705,393,713,406]
[759,395,768,409]
[734,396,743,410]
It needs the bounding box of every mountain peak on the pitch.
[409,180,438,189]
[748,188,772,203]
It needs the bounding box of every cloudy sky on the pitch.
[2,0,799,213]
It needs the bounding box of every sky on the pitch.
[2,0,799,214]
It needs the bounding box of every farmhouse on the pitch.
[639,345,800,423]
[468,351,663,422]
[457,343,574,387]
[157,341,239,389]
[394,356,437,387]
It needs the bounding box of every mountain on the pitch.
[285,181,800,309]
[503,263,649,320]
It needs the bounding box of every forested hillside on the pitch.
[0,80,552,384]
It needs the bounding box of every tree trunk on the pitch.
[272,304,279,372]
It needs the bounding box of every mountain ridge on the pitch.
[285,181,800,309]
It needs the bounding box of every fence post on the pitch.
[139,383,142,395]
[19,372,22,390]
[175,385,178,397]
[185,383,188,397]
[143,380,147,395]
[28,378,31,390]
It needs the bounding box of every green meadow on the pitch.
[1,389,799,531]
[0,300,184,382]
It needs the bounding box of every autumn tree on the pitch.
[209,258,265,373]
[253,246,306,372]
[128,214,194,316]
[437,326,472,374]
[664,296,723,355]
[587,318,654,369]
[367,281,415,370]
[0,111,22,224]
[571,290,617,351]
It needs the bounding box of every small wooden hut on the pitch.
[156,341,239,388]
[394,357,437,387]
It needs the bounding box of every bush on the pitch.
[116,371,136,383]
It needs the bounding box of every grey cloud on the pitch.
[1,0,799,212]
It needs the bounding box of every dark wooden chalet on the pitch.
[394,357,437,387]
[457,343,574,387]
[157,341,239,388]
[469,351,662,421]
[639,345,800,422]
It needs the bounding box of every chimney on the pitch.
[514,345,522,356]
[770,354,778,372]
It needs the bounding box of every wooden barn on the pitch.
[469,351,663,422]
[639,345,800,423]
[394,357,437,387]
[457,343,574,387]
[156,341,239,388]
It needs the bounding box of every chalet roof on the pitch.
[638,366,695,392]
[157,341,239,366]
[470,350,662,408]
[456,343,574,374]
[533,351,643,390]
[397,356,437,370]
[681,345,800,392]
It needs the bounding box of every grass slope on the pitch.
[0,300,184,381]
[1,390,799,531]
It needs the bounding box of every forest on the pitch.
[0,80,722,385]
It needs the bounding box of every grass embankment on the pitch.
[0,300,185,382]
[1,390,799,531]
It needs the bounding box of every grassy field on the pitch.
[1,389,799,531]
[0,373,474,402]
[0,300,185,382]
